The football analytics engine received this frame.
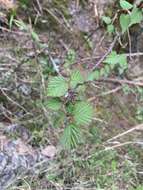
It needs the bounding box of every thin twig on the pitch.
[126,52,143,57]
[107,123,143,142]
[85,139,143,160]
[99,86,122,96]
[45,48,61,75]
[35,0,43,14]
[88,86,122,102]
[92,34,119,70]
[92,33,106,56]
[80,52,143,62]
[93,117,107,124]
[0,89,28,113]
[97,78,143,87]
[0,26,28,36]
[105,141,143,151]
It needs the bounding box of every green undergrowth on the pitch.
[2,0,143,189]
[8,132,143,189]
[5,0,142,153]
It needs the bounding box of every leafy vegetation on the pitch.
[1,0,143,189]
[103,0,143,34]
[12,0,143,150]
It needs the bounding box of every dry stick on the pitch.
[92,33,106,56]
[126,52,143,57]
[97,78,143,87]
[104,141,143,151]
[0,89,28,113]
[92,34,119,70]
[85,124,143,160]
[35,0,43,14]
[80,52,143,62]
[86,140,143,160]
[88,77,143,102]
[46,48,61,75]
[0,26,29,36]
[44,8,71,34]
[107,123,143,142]
[88,86,122,102]
[99,86,122,96]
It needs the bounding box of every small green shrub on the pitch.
[103,0,143,34]
[13,0,143,149]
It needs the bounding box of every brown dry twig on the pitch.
[104,141,143,151]
[88,86,122,102]
[107,123,143,142]
[0,89,29,114]
[92,34,119,70]
[80,51,143,63]
[97,78,143,87]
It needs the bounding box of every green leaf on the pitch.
[118,54,127,66]
[102,16,112,24]
[120,14,130,33]
[118,54,128,74]
[130,7,143,26]
[87,70,100,81]
[70,70,84,88]
[73,101,93,126]
[107,24,115,34]
[20,0,29,6]
[66,103,74,114]
[45,98,62,111]
[31,30,40,42]
[135,185,143,190]
[120,0,133,9]
[60,124,81,149]
[104,52,127,74]
[104,51,117,65]
[47,76,68,97]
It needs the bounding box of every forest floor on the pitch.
[0,0,143,190]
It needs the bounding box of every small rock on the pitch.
[41,145,57,158]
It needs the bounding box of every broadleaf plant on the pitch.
[130,7,143,26]
[45,98,62,111]
[120,14,130,33]
[70,70,84,88]
[45,0,143,149]
[60,124,81,149]
[102,16,112,25]
[102,16,115,34]
[103,0,143,34]
[73,101,93,126]
[120,0,133,10]
[104,51,128,74]
[119,0,143,33]
[47,76,68,97]
[47,66,94,149]
[14,6,143,151]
